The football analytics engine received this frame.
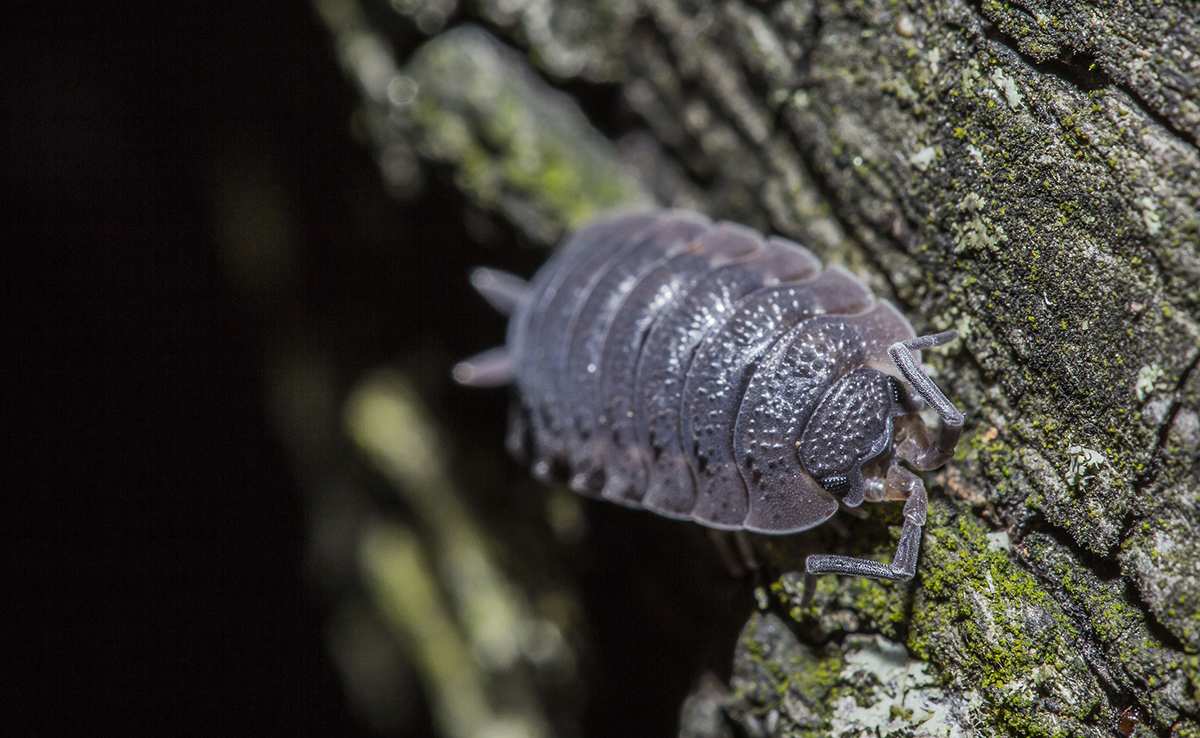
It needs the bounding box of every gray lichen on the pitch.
[317,1,651,244]
[729,612,982,738]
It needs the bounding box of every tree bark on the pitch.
[313,0,1200,735]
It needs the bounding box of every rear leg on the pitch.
[708,530,761,577]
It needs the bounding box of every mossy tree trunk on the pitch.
[314,0,1200,735]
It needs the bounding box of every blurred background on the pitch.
[8,2,753,735]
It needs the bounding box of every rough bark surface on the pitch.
[313,0,1200,735]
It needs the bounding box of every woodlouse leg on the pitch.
[452,347,514,387]
[708,529,746,577]
[469,266,530,316]
[705,530,760,577]
[505,398,531,462]
[861,473,887,503]
[838,500,870,519]
[734,531,760,572]
[804,466,927,581]
[888,331,964,470]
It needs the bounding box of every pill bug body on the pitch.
[456,210,964,581]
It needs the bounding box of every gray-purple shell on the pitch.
[504,210,921,535]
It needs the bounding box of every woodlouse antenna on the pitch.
[806,465,927,581]
[888,331,964,470]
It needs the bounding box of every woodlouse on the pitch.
[455,210,964,581]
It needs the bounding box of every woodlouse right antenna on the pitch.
[888,331,964,470]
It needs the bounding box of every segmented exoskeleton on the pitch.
[455,210,963,581]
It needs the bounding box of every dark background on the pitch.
[8,2,374,734]
[6,3,751,735]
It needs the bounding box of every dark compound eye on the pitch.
[888,375,904,404]
[819,475,850,494]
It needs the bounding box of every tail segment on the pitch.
[453,267,531,388]
[452,346,514,387]
[470,267,530,317]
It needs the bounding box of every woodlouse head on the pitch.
[798,369,914,506]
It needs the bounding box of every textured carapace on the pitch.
[454,210,964,581]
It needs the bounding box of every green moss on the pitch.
[401,28,650,244]
[738,613,843,698]
[910,500,1104,735]
[1026,532,1200,724]
[732,612,846,736]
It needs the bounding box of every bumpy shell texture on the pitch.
[507,210,918,534]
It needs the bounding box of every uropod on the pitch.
[454,210,964,581]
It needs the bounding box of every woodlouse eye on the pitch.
[888,376,904,404]
[819,475,850,494]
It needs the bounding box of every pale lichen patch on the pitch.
[910,145,938,172]
[830,635,980,738]
[1136,196,1162,235]
[1135,363,1165,401]
[951,193,1007,253]
[1064,445,1107,488]
[990,67,1023,109]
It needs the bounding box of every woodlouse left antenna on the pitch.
[806,465,927,581]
